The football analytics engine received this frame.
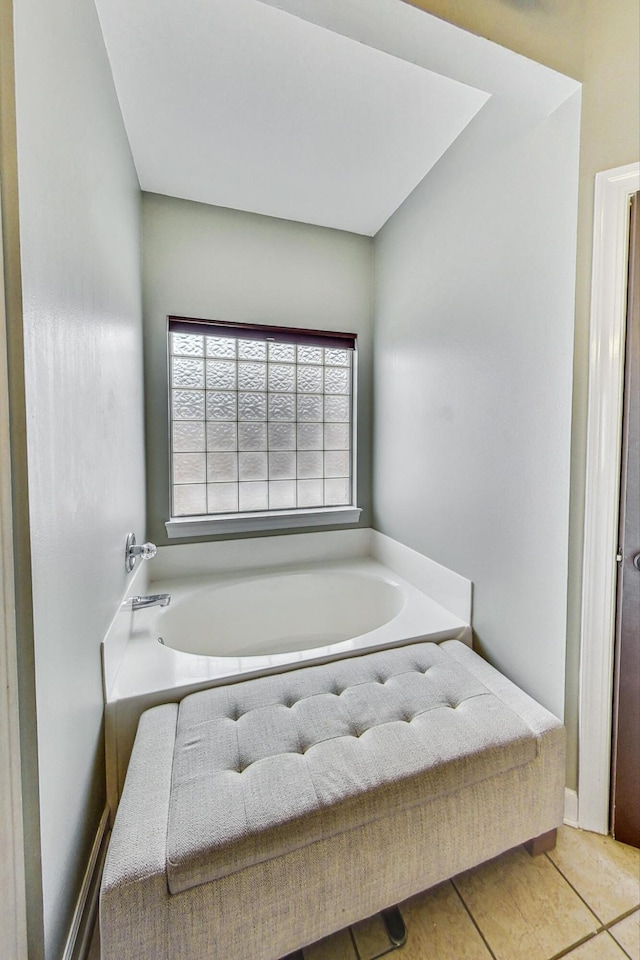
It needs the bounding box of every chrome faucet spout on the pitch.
[123,594,171,611]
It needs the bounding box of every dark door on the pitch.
[611,191,640,848]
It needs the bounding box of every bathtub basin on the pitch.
[158,571,404,657]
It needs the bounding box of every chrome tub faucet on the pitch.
[123,594,171,611]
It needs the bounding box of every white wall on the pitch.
[373,92,581,721]
[142,192,373,546]
[12,0,145,955]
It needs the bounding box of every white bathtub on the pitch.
[110,558,469,702]
[103,533,472,809]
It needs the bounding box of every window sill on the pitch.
[165,506,362,539]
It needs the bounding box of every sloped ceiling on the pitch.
[94,0,490,235]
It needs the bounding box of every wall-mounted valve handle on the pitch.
[131,542,157,560]
[125,532,157,573]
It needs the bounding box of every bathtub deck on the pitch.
[109,558,469,703]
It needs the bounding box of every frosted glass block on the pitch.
[238,422,267,451]
[324,366,350,394]
[207,482,238,514]
[269,393,295,422]
[238,392,267,421]
[268,451,296,480]
[297,423,322,450]
[206,421,237,451]
[206,360,236,391]
[239,451,268,481]
[171,357,205,388]
[297,364,323,393]
[325,451,349,477]
[206,336,236,359]
[324,395,350,422]
[239,481,268,511]
[173,421,205,453]
[238,339,267,360]
[297,345,323,364]
[269,480,296,510]
[268,423,295,450]
[206,391,237,421]
[324,423,350,450]
[207,452,238,482]
[325,478,350,506]
[172,389,205,420]
[238,362,267,392]
[324,348,350,366]
[173,453,206,484]
[297,451,323,479]
[171,333,204,357]
[297,394,323,422]
[268,342,295,362]
[268,363,295,392]
[297,479,323,508]
[173,484,206,516]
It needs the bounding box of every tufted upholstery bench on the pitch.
[100,639,565,959]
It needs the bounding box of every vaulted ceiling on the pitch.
[94,0,490,235]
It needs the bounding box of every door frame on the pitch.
[579,161,640,834]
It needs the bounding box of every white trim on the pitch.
[0,178,28,960]
[578,162,639,835]
[166,505,362,538]
[564,788,579,828]
[61,806,109,960]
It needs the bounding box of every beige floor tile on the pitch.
[303,927,357,960]
[350,913,392,960]
[398,881,492,960]
[548,826,640,924]
[453,845,599,960]
[561,931,628,959]
[610,910,640,960]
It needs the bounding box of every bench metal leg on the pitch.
[382,906,408,948]
[524,828,557,856]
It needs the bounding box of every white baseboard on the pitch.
[564,788,579,828]
[62,807,109,960]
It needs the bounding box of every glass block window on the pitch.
[168,317,356,517]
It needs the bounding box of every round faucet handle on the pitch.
[125,533,158,572]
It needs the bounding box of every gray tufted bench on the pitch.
[100,639,565,959]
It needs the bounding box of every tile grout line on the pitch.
[611,931,635,960]
[601,904,640,930]
[546,930,602,960]
[543,851,607,930]
[450,878,499,960]
[600,907,639,960]
[542,850,639,958]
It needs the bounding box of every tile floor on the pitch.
[88,825,639,960]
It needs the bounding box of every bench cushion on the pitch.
[166,641,540,894]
